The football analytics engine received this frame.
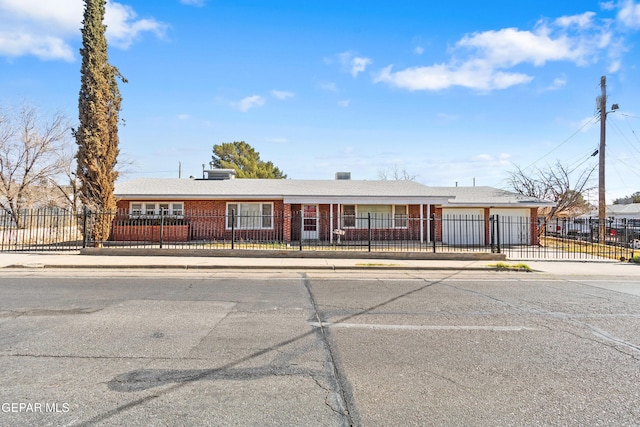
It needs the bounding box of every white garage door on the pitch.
[490,208,530,245]
[442,208,485,246]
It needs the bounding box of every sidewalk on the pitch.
[1,251,639,275]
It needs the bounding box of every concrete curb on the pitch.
[79,248,507,261]
[3,263,501,271]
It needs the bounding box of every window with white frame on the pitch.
[129,202,184,218]
[227,203,273,229]
[341,204,408,228]
[130,203,143,216]
[342,205,356,228]
[394,205,408,228]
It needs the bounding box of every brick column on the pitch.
[283,203,292,243]
[434,207,442,242]
[530,208,539,246]
[484,208,491,246]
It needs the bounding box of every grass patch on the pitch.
[540,236,635,261]
[488,262,532,272]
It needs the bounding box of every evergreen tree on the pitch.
[211,141,287,178]
[613,191,640,205]
[75,0,126,245]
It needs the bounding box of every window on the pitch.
[357,205,392,228]
[172,203,183,216]
[227,203,273,229]
[394,205,408,228]
[342,205,355,228]
[144,203,156,216]
[341,204,408,228]
[129,202,184,218]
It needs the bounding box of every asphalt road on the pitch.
[0,269,639,426]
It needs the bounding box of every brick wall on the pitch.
[111,224,189,242]
[115,199,285,242]
[115,199,539,245]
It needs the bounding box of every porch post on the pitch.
[425,204,430,243]
[420,203,424,243]
[330,203,334,244]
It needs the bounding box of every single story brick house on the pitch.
[113,170,554,245]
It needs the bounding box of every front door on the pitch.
[302,205,319,240]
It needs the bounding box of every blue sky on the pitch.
[2,0,640,203]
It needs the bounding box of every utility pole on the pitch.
[598,76,607,242]
[597,76,620,242]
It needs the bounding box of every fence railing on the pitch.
[1,209,638,260]
[0,208,84,252]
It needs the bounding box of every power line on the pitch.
[620,113,640,147]
[521,113,599,172]
[609,116,640,160]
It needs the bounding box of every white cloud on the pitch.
[177,114,190,120]
[104,2,167,49]
[414,46,424,55]
[554,12,596,29]
[543,75,567,91]
[456,26,590,67]
[350,56,372,77]
[374,63,533,91]
[233,95,265,112]
[338,99,350,108]
[271,90,294,100]
[337,51,372,77]
[0,0,166,60]
[617,0,640,28]
[0,32,75,61]
[600,1,616,11]
[374,10,619,92]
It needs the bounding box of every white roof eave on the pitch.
[440,202,556,208]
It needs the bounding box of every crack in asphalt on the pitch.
[78,277,352,426]
[439,279,640,360]
[0,308,102,318]
[302,273,354,426]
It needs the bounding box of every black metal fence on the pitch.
[1,208,639,261]
[0,208,84,252]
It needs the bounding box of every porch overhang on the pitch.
[283,196,452,205]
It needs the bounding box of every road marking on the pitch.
[309,322,537,331]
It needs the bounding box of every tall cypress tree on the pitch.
[75,0,126,245]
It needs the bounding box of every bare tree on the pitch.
[506,161,595,227]
[0,104,72,227]
[377,164,418,181]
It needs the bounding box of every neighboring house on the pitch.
[578,203,640,221]
[113,170,554,245]
[572,203,640,242]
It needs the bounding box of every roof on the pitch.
[580,203,640,218]
[114,178,554,207]
[426,186,556,207]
